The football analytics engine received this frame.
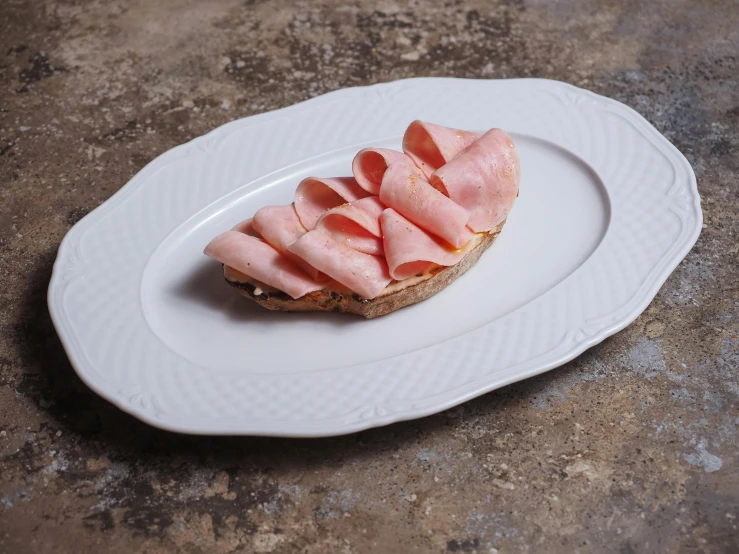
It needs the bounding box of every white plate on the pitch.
[48,78,701,437]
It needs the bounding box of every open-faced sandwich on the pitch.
[204,121,520,318]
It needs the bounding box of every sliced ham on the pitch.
[252,204,322,280]
[429,128,520,232]
[352,148,415,194]
[379,161,474,249]
[288,230,392,299]
[231,218,260,237]
[380,209,471,281]
[204,231,324,299]
[403,121,481,178]
[252,205,306,251]
[208,122,518,303]
[294,176,369,230]
[315,196,385,256]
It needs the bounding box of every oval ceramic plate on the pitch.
[48,78,701,437]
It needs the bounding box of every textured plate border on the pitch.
[48,78,701,437]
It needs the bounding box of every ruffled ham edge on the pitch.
[352,148,415,194]
[402,120,480,178]
[314,196,386,256]
[380,209,470,281]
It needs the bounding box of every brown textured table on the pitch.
[1,1,737,552]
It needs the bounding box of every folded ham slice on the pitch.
[379,161,473,249]
[315,196,385,256]
[352,148,415,194]
[403,121,481,178]
[288,230,392,299]
[204,231,324,299]
[380,209,471,281]
[231,218,260,237]
[252,205,306,251]
[251,204,323,280]
[429,128,520,232]
[294,176,369,230]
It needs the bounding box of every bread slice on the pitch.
[223,222,504,319]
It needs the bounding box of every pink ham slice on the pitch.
[380,209,471,281]
[231,218,261,237]
[252,205,306,250]
[352,148,415,194]
[204,231,324,299]
[315,196,385,256]
[429,128,520,232]
[379,161,474,249]
[288,230,392,299]
[403,121,481,178]
[252,204,322,281]
[294,176,369,230]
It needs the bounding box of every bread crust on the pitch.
[224,223,504,319]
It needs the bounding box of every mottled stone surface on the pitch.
[1,0,738,552]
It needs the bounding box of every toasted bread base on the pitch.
[224,222,504,318]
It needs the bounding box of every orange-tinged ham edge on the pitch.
[352,148,416,194]
[314,196,386,256]
[402,120,481,178]
[380,208,471,281]
[294,176,369,230]
[204,231,324,299]
[288,230,392,299]
[429,128,520,233]
[379,161,473,249]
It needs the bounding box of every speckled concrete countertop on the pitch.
[1,1,737,552]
